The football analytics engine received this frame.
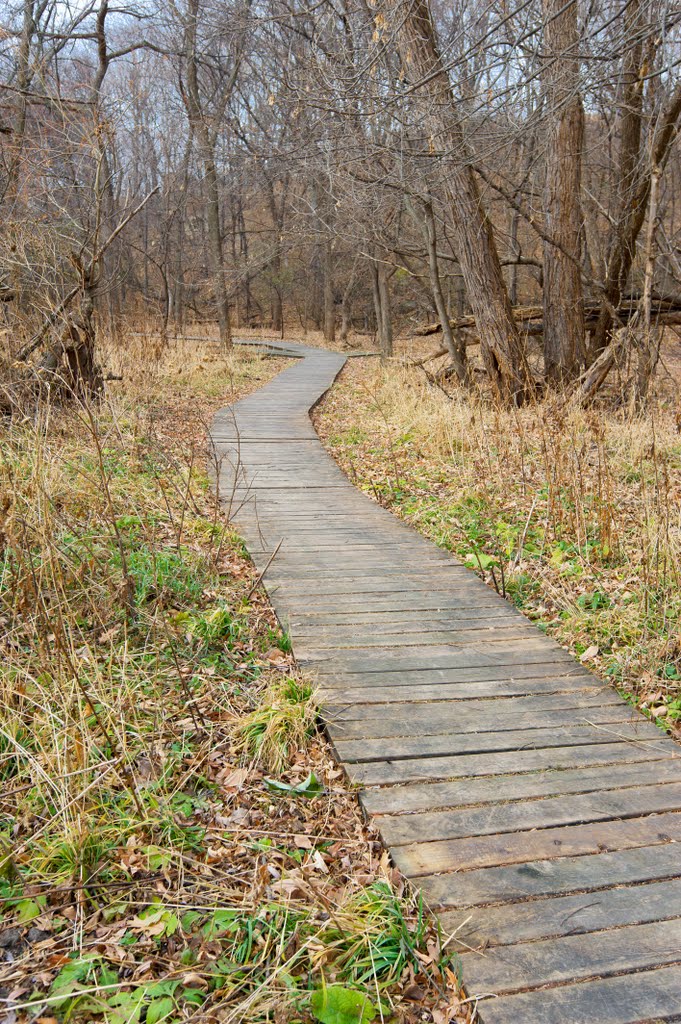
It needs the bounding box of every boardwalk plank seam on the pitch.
[211,341,681,1023]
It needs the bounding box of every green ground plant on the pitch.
[0,338,467,1024]
[317,358,681,724]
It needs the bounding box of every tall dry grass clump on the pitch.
[0,338,468,1023]
[0,341,269,888]
[319,360,681,715]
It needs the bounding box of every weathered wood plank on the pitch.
[417,841,681,908]
[294,622,540,647]
[291,606,516,624]
[333,719,665,763]
[328,703,632,739]
[293,615,529,637]
[333,688,622,724]
[299,627,542,650]
[375,783,681,846]
[213,341,681,1024]
[391,811,681,875]
[439,877,681,947]
[360,757,681,814]
[472,963,681,1024]
[346,741,675,786]
[317,679,606,706]
[462,917,681,993]
[264,574,475,593]
[273,591,509,609]
[304,644,577,674]
[317,662,590,688]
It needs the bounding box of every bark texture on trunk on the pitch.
[339,265,357,345]
[422,199,468,384]
[182,0,233,352]
[394,0,531,403]
[264,174,288,334]
[378,264,393,357]
[591,0,644,357]
[591,81,681,359]
[203,154,232,351]
[371,259,393,357]
[636,164,661,403]
[542,0,585,383]
[323,237,335,344]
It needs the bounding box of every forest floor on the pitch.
[0,336,466,1024]
[315,339,681,729]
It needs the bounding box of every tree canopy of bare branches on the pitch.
[1,0,680,401]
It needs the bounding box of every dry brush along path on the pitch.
[211,340,681,1024]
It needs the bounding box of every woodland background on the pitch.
[2,3,681,1021]
[1,0,681,403]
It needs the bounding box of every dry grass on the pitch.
[316,357,681,724]
[0,333,467,1024]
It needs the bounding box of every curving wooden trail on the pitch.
[212,341,681,1023]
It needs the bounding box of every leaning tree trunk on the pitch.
[582,80,681,398]
[393,0,531,404]
[542,0,585,384]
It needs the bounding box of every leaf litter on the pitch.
[0,341,469,1024]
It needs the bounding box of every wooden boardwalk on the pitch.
[212,341,681,1023]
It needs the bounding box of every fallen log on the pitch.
[416,299,681,337]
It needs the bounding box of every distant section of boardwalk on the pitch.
[212,341,681,1023]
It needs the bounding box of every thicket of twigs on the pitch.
[3,0,681,404]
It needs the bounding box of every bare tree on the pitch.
[541,0,585,383]
[174,0,250,350]
[390,0,532,402]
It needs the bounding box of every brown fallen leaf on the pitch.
[310,850,329,874]
[220,767,250,790]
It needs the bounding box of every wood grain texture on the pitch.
[212,341,681,1023]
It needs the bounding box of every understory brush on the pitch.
[317,358,681,724]
[0,340,466,1023]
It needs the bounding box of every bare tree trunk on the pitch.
[590,81,681,363]
[174,195,187,331]
[371,260,381,348]
[542,0,585,383]
[393,0,531,403]
[271,277,283,334]
[264,173,288,334]
[339,263,357,345]
[421,199,468,384]
[236,198,252,325]
[5,1,37,312]
[636,164,662,403]
[180,0,234,352]
[202,154,232,351]
[370,258,392,356]
[375,261,393,357]
[590,0,644,357]
[7,1,33,197]
[323,237,335,344]
[509,209,520,306]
